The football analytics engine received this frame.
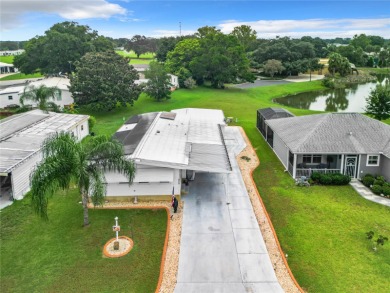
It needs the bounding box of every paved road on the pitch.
[234,79,290,89]
[175,127,283,293]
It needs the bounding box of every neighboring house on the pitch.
[105,108,232,201]
[257,108,390,181]
[0,50,24,56]
[0,77,73,109]
[0,110,89,209]
[132,64,179,88]
[0,62,18,74]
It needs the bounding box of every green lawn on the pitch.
[0,72,43,81]
[359,67,390,74]
[116,50,155,64]
[0,55,14,64]
[0,190,167,293]
[82,82,390,292]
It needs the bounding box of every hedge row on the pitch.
[362,174,390,197]
[310,172,351,185]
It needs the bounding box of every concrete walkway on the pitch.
[234,79,290,89]
[350,179,390,207]
[175,127,283,293]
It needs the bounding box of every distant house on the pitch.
[0,110,89,209]
[105,108,231,201]
[0,77,73,109]
[257,109,390,181]
[0,62,18,74]
[132,64,179,88]
[0,50,24,56]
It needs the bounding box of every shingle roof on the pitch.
[257,107,294,120]
[266,113,390,156]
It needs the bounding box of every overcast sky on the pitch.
[1,0,390,41]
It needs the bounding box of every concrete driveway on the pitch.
[175,127,283,293]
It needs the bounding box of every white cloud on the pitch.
[218,18,390,38]
[1,0,127,31]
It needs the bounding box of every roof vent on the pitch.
[349,131,353,136]
[156,130,160,134]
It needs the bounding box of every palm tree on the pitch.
[20,84,61,113]
[30,132,136,226]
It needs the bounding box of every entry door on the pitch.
[344,155,358,178]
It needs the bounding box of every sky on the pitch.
[1,0,390,41]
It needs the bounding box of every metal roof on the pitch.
[266,112,390,156]
[115,108,232,173]
[0,110,89,173]
[257,107,294,120]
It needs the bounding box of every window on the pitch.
[367,155,379,166]
[302,155,322,164]
[81,125,84,131]
[8,95,13,100]
[55,90,62,101]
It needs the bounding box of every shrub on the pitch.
[311,172,321,183]
[88,116,96,132]
[371,185,382,195]
[319,174,332,185]
[373,179,385,186]
[382,185,390,197]
[183,77,197,89]
[331,173,351,185]
[362,174,375,187]
[322,77,335,89]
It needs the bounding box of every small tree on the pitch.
[20,84,61,113]
[144,61,172,101]
[365,84,390,120]
[263,59,284,78]
[328,53,350,76]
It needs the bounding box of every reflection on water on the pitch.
[275,74,390,113]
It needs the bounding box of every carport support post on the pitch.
[115,217,119,241]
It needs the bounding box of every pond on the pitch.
[274,74,389,113]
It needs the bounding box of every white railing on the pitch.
[296,168,341,178]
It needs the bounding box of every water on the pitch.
[275,74,390,113]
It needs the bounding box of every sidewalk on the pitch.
[350,179,390,207]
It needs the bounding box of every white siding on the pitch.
[272,132,288,168]
[0,92,22,108]
[11,152,42,200]
[70,119,89,141]
[105,165,181,197]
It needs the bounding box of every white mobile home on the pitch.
[0,77,73,109]
[0,110,89,209]
[105,108,232,200]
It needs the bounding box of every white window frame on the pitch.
[366,155,380,167]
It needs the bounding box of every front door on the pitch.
[344,155,358,178]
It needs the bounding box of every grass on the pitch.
[0,72,43,81]
[359,67,390,74]
[0,190,167,293]
[116,50,155,65]
[0,55,14,64]
[81,81,390,292]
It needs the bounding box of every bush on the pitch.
[88,116,96,132]
[311,172,321,183]
[374,179,385,186]
[331,173,351,185]
[183,77,197,89]
[371,185,382,195]
[319,174,333,185]
[362,174,375,187]
[382,185,390,197]
[322,77,335,89]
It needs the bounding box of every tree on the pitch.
[230,25,257,52]
[155,37,181,62]
[328,53,350,76]
[350,34,370,51]
[144,61,172,101]
[69,51,141,111]
[306,58,324,81]
[30,132,136,226]
[13,22,113,74]
[20,84,60,112]
[365,84,390,120]
[263,59,284,77]
[190,27,255,88]
[165,38,200,74]
[125,35,153,58]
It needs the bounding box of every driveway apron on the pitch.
[175,127,283,293]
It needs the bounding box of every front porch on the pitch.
[288,153,360,179]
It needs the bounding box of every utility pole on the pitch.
[179,22,182,37]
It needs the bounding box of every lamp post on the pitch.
[114,216,119,241]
